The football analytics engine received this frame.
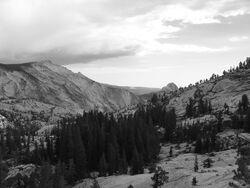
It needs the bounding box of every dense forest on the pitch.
[0,104,175,187]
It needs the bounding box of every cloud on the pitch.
[0,0,249,64]
[229,36,248,42]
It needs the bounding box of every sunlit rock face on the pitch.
[0,60,141,113]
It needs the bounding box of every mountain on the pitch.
[137,83,178,101]
[0,60,141,113]
[165,68,250,117]
[109,86,161,96]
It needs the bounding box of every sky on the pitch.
[0,0,250,88]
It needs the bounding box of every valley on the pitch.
[0,58,250,188]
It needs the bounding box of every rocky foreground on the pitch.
[74,144,238,188]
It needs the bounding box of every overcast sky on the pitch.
[0,0,250,88]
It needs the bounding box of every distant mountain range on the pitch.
[0,60,141,113]
[108,85,161,96]
[1,59,248,119]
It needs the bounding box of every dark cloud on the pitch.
[0,0,249,65]
[0,47,138,65]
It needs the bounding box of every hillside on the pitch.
[165,70,250,117]
[74,145,238,188]
[144,59,250,118]
[0,60,141,113]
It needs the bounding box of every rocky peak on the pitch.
[162,82,178,93]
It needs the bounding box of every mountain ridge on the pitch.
[0,60,141,113]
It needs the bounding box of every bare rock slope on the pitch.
[0,60,140,112]
[166,70,250,117]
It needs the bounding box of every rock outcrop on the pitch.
[162,82,178,93]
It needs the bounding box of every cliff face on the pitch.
[0,60,140,113]
[166,69,250,117]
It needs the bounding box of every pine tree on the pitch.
[198,98,204,115]
[99,153,108,176]
[208,101,212,114]
[151,94,158,104]
[27,173,39,188]
[151,166,169,188]
[107,143,116,175]
[203,158,213,168]
[0,148,8,185]
[39,162,53,188]
[244,109,250,133]
[195,138,202,154]
[53,162,67,188]
[192,177,197,186]
[224,103,229,114]
[194,155,198,172]
[73,126,87,179]
[119,150,128,174]
[131,147,143,175]
[93,179,100,188]
[66,125,74,161]
[242,94,249,112]
[66,158,75,184]
[169,146,173,157]
[217,112,223,132]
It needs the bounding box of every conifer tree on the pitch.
[73,126,87,179]
[194,155,198,172]
[242,94,249,112]
[93,179,100,188]
[99,153,108,176]
[195,138,202,154]
[119,150,128,174]
[208,101,212,113]
[151,94,158,104]
[203,158,213,168]
[169,146,173,157]
[244,109,250,133]
[53,162,67,188]
[66,159,75,184]
[107,143,116,175]
[39,162,53,188]
[192,177,197,186]
[151,166,169,188]
[0,148,8,184]
[131,147,143,175]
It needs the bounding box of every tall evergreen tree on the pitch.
[0,148,8,185]
[151,166,169,188]
[192,177,197,186]
[39,162,53,188]
[107,143,116,175]
[131,147,143,175]
[242,94,249,112]
[99,153,108,176]
[73,126,87,179]
[244,109,250,133]
[194,155,198,172]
